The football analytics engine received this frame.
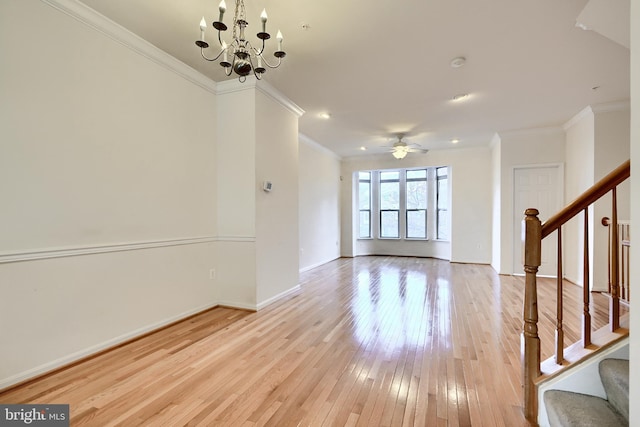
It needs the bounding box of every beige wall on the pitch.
[564,109,595,285]
[299,135,341,271]
[563,105,630,289]
[491,134,502,272]
[0,0,218,388]
[592,107,630,291]
[255,88,301,305]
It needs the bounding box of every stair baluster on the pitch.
[583,208,591,347]
[522,159,630,422]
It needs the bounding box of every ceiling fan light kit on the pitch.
[196,0,286,82]
[389,135,427,160]
[392,146,409,159]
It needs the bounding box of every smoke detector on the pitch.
[450,56,466,68]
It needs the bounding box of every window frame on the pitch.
[358,171,372,239]
[405,169,428,240]
[355,166,450,242]
[436,167,449,241]
[379,171,401,239]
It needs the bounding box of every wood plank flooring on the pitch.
[0,257,616,426]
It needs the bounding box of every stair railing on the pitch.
[602,218,631,303]
[522,159,630,421]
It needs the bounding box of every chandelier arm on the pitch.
[258,55,282,69]
[200,48,225,62]
[251,56,263,80]
[224,54,236,76]
[253,38,266,56]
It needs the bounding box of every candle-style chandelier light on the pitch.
[196,0,286,82]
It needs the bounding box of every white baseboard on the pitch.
[217,300,258,311]
[0,301,219,391]
[299,256,340,273]
[256,285,301,310]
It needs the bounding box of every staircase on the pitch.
[522,160,631,423]
[544,359,629,427]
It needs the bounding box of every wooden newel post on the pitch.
[522,208,542,421]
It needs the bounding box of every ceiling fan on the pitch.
[388,134,428,159]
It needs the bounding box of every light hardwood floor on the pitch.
[0,257,615,426]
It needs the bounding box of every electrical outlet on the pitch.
[209,269,216,279]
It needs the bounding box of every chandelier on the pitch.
[196,0,286,82]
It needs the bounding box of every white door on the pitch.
[513,166,562,276]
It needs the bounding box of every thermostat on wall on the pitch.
[263,181,273,192]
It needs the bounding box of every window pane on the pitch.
[380,211,399,238]
[359,171,371,180]
[437,167,448,177]
[406,169,427,179]
[437,210,449,240]
[380,182,399,209]
[407,210,426,238]
[406,181,427,209]
[359,211,370,238]
[437,179,448,209]
[359,182,370,210]
[380,171,399,181]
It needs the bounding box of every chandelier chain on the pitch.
[232,0,246,41]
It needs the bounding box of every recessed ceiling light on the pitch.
[451,139,460,144]
[452,93,469,102]
[450,56,466,68]
[360,146,367,151]
[319,112,331,119]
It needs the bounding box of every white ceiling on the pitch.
[78,0,630,158]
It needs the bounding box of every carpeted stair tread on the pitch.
[544,390,627,427]
[599,359,629,423]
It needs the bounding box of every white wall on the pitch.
[562,105,630,289]
[341,147,492,264]
[592,106,630,291]
[215,81,303,309]
[491,134,502,272]
[497,127,566,274]
[564,109,595,285]
[216,84,257,308]
[298,135,341,272]
[0,0,218,388]
[255,87,301,305]
[629,2,639,424]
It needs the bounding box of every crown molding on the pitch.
[299,133,342,160]
[563,105,594,131]
[591,100,631,113]
[256,80,305,117]
[215,77,304,117]
[563,100,630,131]
[215,77,257,95]
[498,125,564,138]
[40,0,217,94]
